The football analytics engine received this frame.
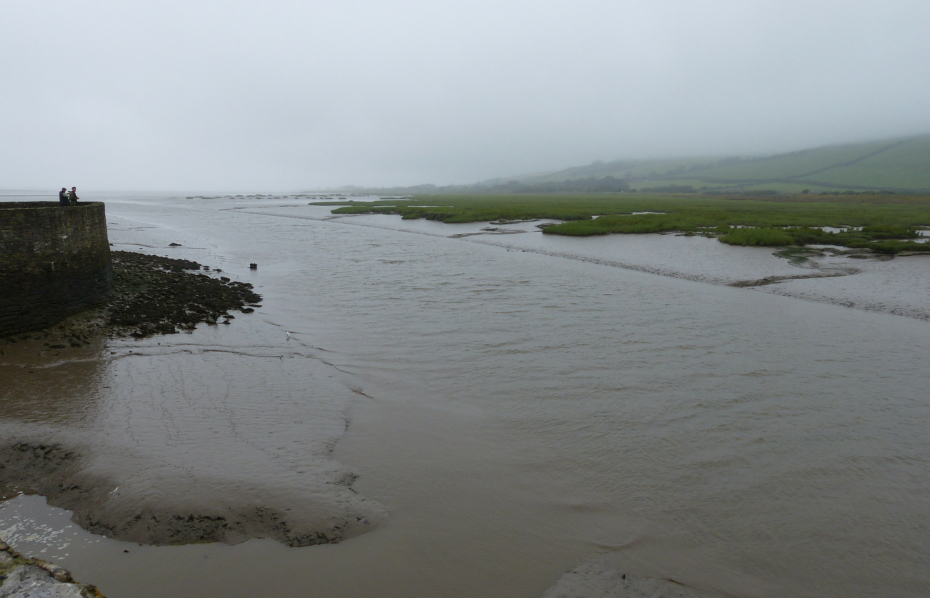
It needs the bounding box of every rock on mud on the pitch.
[0,539,103,597]
[1,251,263,344]
[106,251,261,338]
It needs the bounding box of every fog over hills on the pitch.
[343,134,930,195]
[500,134,930,194]
[3,1,930,191]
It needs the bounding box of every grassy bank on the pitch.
[717,225,925,254]
[314,194,930,254]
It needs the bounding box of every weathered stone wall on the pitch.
[0,202,112,336]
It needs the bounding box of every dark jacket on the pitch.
[59,189,68,205]
[68,190,79,205]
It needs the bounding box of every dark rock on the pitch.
[0,539,102,597]
[2,251,263,342]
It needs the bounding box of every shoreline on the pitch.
[313,193,930,255]
[1,251,262,346]
[306,209,930,322]
[0,250,385,551]
[0,441,381,548]
[1,536,103,597]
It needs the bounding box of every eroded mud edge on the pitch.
[0,442,384,548]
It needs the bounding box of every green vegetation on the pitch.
[315,193,930,254]
[504,135,930,194]
[719,225,928,254]
[329,135,930,197]
[718,228,796,246]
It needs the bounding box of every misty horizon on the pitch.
[3,132,927,196]
[3,1,930,192]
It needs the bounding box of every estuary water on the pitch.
[1,194,929,597]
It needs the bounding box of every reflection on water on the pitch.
[0,495,108,562]
[1,194,929,598]
[0,339,107,426]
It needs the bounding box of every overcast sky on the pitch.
[2,0,929,192]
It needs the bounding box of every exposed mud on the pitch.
[449,228,528,238]
[0,249,383,551]
[0,442,382,548]
[729,270,854,288]
[542,560,725,598]
[0,251,262,346]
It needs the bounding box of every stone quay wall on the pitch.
[0,202,112,336]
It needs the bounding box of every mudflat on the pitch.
[0,249,384,550]
[1,194,929,598]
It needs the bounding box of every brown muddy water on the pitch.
[1,194,929,597]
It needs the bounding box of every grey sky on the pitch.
[2,0,929,191]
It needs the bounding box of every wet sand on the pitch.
[0,322,385,549]
[541,559,726,598]
[2,194,930,597]
[300,206,930,321]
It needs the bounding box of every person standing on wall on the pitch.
[59,187,69,206]
[68,187,79,205]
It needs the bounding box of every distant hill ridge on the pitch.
[497,134,930,194]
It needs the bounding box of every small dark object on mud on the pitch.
[169,243,181,247]
[220,276,230,282]
[249,263,258,269]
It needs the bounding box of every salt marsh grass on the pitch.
[315,194,930,254]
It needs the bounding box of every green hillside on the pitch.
[512,135,930,194]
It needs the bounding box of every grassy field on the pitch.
[686,140,894,182]
[524,157,721,184]
[316,194,930,254]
